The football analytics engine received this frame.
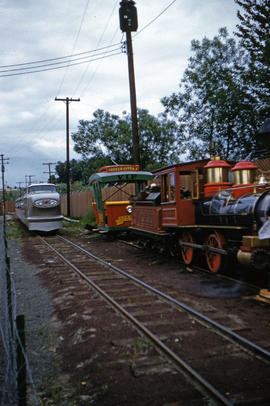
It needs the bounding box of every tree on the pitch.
[234,0,270,116]
[55,159,84,184]
[71,108,182,170]
[55,155,113,185]
[161,28,260,160]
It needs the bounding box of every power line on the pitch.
[73,0,119,95]
[0,50,122,77]
[0,42,121,69]
[135,0,177,36]
[0,1,177,78]
[57,0,92,96]
[0,46,120,74]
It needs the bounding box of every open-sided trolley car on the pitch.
[89,164,153,233]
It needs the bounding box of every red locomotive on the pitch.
[130,156,270,273]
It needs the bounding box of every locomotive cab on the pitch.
[131,160,208,233]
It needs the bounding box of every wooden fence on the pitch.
[0,201,15,214]
[61,184,135,218]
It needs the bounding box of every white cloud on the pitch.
[0,0,239,186]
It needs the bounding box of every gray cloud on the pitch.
[0,0,239,186]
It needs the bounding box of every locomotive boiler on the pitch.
[130,157,270,273]
[16,183,63,232]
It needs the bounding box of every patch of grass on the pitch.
[6,219,24,240]
[132,336,151,359]
[37,374,77,405]
[81,209,96,228]
[60,209,97,238]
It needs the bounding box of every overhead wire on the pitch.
[0,48,122,77]
[0,1,178,78]
[73,0,119,96]
[3,0,94,160]
[2,0,178,183]
[0,43,121,69]
[135,0,177,36]
[56,0,91,95]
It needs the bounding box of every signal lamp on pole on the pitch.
[119,0,138,32]
[119,0,140,166]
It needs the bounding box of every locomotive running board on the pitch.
[176,224,248,230]
[129,227,170,236]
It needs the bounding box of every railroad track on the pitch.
[119,236,268,293]
[38,234,270,405]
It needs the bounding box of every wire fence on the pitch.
[0,214,38,406]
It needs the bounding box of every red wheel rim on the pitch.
[180,232,194,265]
[206,232,225,273]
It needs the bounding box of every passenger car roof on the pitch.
[89,171,153,184]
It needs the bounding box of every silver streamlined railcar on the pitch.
[16,183,63,232]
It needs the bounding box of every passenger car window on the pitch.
[162,173,175,202]
[169,173,175,201]
[179,171,192,199]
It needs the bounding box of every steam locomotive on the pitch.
[130,157,270,273]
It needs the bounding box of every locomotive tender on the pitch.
[16,183,63,232]
[130,157,270,273]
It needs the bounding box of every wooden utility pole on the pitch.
[1,154,9,214]
[16,182,24,196]
[119,0,140,165]
[43,162,56,183]
[55,97,80,217]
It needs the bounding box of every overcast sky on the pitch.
[0,0,239,187]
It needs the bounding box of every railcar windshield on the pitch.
[28,185,57,193]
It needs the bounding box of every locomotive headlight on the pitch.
[34,199,59,208]
[126,205,133,214]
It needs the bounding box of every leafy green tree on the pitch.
[55,155,113,186]
[234,0,270,116]
[162,28,259,160]
[71,108,181,169]
[55,159,84,184]
[4,189,21,201]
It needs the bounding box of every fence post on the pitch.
[16,314,27,406]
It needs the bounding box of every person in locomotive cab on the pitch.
[180,186,191,199]
[131,183,160,201]
[149,183,160,193]
[131,185,149,201]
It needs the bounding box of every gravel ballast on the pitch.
[7,238,59,402]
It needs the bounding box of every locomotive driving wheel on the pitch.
[205,231,226,273]
[180,231,195,266]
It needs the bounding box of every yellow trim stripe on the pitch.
[105,201,130,206]
[176,224,247,230]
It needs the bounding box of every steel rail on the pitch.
[56,235,270,363]
[40,236,233,406]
